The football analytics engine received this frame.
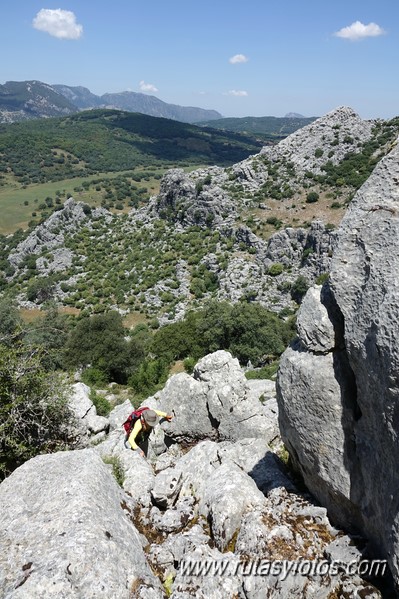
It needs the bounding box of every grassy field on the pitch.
[0,165,190,235]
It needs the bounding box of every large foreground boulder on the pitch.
[277,138,399,584]
[0,449,163,598]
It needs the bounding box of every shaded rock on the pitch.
[216,438,293,494]
[150,496,196,533]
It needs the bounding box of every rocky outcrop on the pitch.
[68,382,110,444]
[154,167,236,228]
[0,449,163,598]
[8,198,111,269]
[262,106,375,174]
[277,137,399,584]
[152,350,280,445]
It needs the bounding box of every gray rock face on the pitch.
[296,285,337,352]
[0,347,386,597]
[0,449,163,598]
[155,350,280,445]
[69,382,110,441]
[199,462,265,551]
[277,137,399,583]
[155,167,235,228]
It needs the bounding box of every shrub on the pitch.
[64,311,145,383]
[245,361,280,380]
[0,344,73,479]
[306,192,319,203]
[89,389,112,416]
[268,263,284,276]
[183,356,196,373]
[291,275,309,304]
[82,367,109,388]
[129,358,169,399]
[316,272,329,285]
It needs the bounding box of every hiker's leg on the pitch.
[141,436,149,457]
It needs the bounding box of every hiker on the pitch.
[124,408,173,457]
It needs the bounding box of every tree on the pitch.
[306,192,319,203]
[0,343,73,479]
[291,275,309,304]
[24,303,72,370]
[64,311,144,383]
[0,297,22,343]
[26,276,55,303]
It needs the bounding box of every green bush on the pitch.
[0,344,73,479]
[291,275,309,304]
[64,311,145,383]
[268,263,284,276]
[245,361,280,380]
[152,301,295,368]
[316,272,329,285]
[129,358,169,399]
[306,192,319,203]
[183,356,196,373]
[89,389,112,416]
[82,367,109,388]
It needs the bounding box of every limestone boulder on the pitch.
[0,449,163,598]
[68,382,109,441]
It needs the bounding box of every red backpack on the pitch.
[122,407,150,436]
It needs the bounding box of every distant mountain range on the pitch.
[0,80,222,124]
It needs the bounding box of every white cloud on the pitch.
[334,21,385,41]
[226,90,248,97]
[32,9,83,40]
[229,54,249,64]
[139,80,159,93]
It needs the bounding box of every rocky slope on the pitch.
[0,351,384,598]
[5,105,395,322]
[0,80,77,122]
[277,128,399,584]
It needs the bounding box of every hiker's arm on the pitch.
[154,409,173,421]
[128,419,143,450]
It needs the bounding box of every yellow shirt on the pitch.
[128,409,168,450]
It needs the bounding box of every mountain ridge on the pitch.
[0,80,223,124]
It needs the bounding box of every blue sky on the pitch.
[1,1,398,119]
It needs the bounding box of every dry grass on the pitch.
[170,360,185,374]
[123,311,148,328]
